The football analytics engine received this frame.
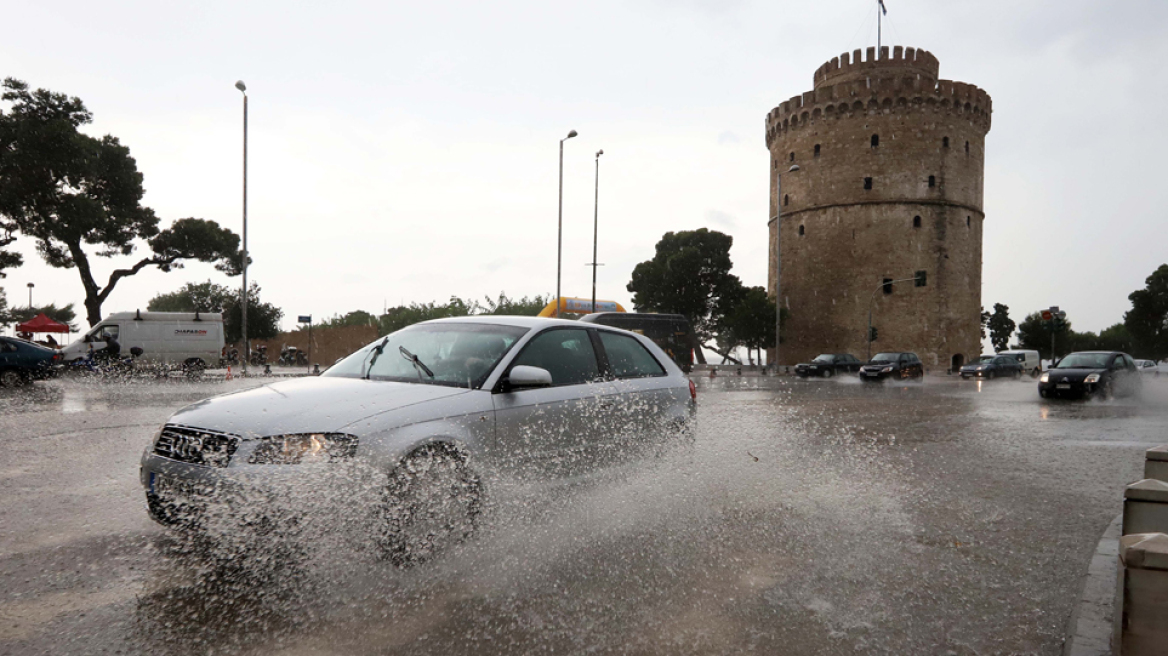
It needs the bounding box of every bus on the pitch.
[579,312,694,373]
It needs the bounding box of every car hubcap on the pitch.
[380,448,480,565]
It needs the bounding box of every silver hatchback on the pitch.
[139,316,696,562]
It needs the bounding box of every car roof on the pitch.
[420,315,610,330]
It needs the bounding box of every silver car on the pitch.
[139,316,696,562]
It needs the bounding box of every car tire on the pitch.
[0,369,24,387]
[986,371,995,380]
[822,369,834,379]
[1031,368,1041,379]
[379,445,482,566]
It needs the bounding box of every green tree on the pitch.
[627,229,743,362]
[722,286,777,366]
[0,79,243,327]
[987,303,1016,352]
[0,302,79,331]
[479,292,549,316]
[147,280,281,342]
[1016,311,1072,360]
[1125,264,1168,360]
[319,310,379,329]
[378,297,475,336]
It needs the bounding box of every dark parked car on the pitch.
[960,354,1024,380]
[795,353,863,378]
[859,352,924,382]
[580,313,694,373]
[0,337,62,387]
[1038,351,1143,400]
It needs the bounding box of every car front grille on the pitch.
[154,424,240,468]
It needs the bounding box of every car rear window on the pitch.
[598,331,666,379]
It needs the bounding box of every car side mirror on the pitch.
[507,365,553,390]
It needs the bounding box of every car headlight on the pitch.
[882,366,893,373]
[1084,374,1100,384]
[248,433,358,464]
[1040,373,1049,383]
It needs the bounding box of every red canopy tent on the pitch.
[16,313,70,334]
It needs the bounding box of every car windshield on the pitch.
[812,354,834,363]
[978,356,995,363]
[1055,353,1111,369]
[870,353,900,364]
[324,323,528,388]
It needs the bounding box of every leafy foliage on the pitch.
[477,293,549,316]
[721,286,779,364]
[987,303,1016,353]
[1125,264,1168,360]
[626,229,742,343]
[147,280,282,342]
[318,310,379,329]
[0,79,242,327]
[0,302,78,331]
[378,297,477,336]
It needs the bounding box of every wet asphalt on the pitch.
[1,373,1165,655]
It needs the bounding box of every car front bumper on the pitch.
[1038,380,1096,398]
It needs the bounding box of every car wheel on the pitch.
[986,370,995,380]
[0,369,24,387]
[1031,368,1041,379]
[1096,380,1113,401]
[379,445,482,566]
[822,369,834,379]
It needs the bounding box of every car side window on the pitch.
[510,329,600,386]
[0,341,16,353]
[598,332,666,379]
[1123,355,1137,370]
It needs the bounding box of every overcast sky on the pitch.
[3,0,1166,343]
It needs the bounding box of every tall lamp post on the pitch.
[773,164,799,371]
[235,80,250,374]
[866,275,919,360]
[26,282,34,309]
[589,149,604,312]
[556,129,578,317]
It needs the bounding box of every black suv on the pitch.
[859,352,924,382]
[795,353,863,378]
[960,354,1024,380]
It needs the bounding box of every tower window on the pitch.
[814,144,821,157]
[965,141,970,154]
[789,151,795,162]
[871,134,879,148]
[915,270,927,287]
[798,225,805,236]
[966,216,971,227]
[913,215,921,228]
[928,175,936,188]
[863,177,873,190]
[882,278,893,295]
[784,194,789,206]
[943,136,949,148]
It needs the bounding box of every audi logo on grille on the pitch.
[154,425,239,468]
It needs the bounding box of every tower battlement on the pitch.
[764,75,992,148]
[814,45,939,89]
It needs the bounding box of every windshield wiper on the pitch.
[363,337,389,379]
[399,346,434,381]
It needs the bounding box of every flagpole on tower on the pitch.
[878,0,887,51]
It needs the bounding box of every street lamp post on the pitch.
[866,276,919,360]
[589,149,603,312]
[26,282,34,309]
[556,129,578,317]
[235,80,249,374]
[773,165,799,372]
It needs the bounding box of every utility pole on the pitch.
[556,129,578,317]
[235,80,250,375]
[589,149,603,312]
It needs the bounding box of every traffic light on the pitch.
[869,326,878,342]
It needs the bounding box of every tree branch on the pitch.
[97,254,179,305]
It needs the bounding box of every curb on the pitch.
[1063,513,1121,656]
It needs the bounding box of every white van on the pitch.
[998,349,1042,378]
[62,311,224,368]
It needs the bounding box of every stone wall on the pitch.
[765,45,991,369]
[235,324,378,367]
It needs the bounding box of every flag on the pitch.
[879,0,887,15]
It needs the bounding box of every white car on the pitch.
[139,316,697,563]
[1135,359,1162,377]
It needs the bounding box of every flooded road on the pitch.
[2,375,1165,655]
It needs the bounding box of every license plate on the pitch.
[1056,384,1071,390]
[150,473,209,498]
[863,372,877,377]
[809,366,818,370]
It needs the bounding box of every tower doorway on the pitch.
[951,354,964,372]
